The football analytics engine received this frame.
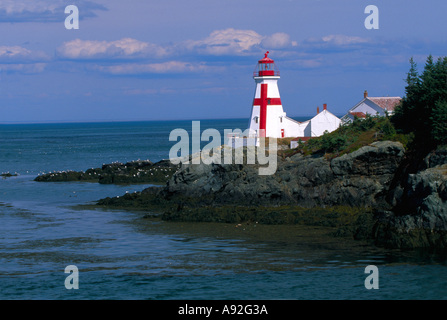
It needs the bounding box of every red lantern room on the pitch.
[253,51,280,77]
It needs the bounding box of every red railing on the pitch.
[253,70,280,77]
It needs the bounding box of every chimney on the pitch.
[317,106,320,114]
[323,103,327,111]
[364,90,368,98]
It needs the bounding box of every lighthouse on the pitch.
[248,51,288,138]
[246,51,341,141]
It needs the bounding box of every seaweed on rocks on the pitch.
[34,159,180,184]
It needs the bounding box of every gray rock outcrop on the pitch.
[97,140,447,249]
[162,141,406,209]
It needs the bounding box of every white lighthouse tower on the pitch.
[246,51,341,141]
[248,51,289,138]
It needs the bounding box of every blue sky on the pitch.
[0,0,446,123]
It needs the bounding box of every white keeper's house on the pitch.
[246,51,341,139]
[341,90,401,123]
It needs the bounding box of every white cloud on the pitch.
[95,61,221,75]
[54,29,300,76]
[0,0,59,14]
[261,33,298,49]
[0,0,106,22]
[0,46,49,64]
[299,34,372,56]
[321,34,369,46]
[57,38,168,59]
[57,29,298,63]
[0,45,48,74]
[0,46,32,58]
[0,45,49,68]
[183,28,264,55]
[181,28,299,56]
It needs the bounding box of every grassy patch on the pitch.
[286,115,413,159]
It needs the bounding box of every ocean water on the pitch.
[0,119,446,300]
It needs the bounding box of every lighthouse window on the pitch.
[280,117,283,123]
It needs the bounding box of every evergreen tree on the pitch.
[431,100,447,144]
[392,55,447,147]
[392,57,420,133]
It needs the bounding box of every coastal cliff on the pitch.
[96,141,447,249]
[376,145,447,249]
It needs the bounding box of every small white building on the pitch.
[247,52,341,139]
[341,90,401,123]
[289,104,341,148]
[306,104,342,137]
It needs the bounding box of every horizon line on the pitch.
[0,114,335,125]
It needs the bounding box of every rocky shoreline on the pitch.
[95,141,447,250]
[34,159,179,184]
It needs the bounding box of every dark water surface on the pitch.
[0,120,446,300]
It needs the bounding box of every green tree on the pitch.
[392,55,447,147]
[431,100,447,144]
[392,57,420,133]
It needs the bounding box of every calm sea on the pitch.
[0,119,446,300]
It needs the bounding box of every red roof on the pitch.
[258,51,274,64]
[368,97,401,112]
[349,111,366,118]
